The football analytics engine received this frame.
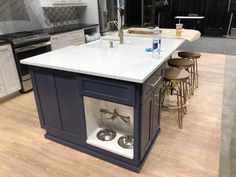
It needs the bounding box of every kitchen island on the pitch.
[21,36,185,172]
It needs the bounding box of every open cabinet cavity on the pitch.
[83,96,134,159]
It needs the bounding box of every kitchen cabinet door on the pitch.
[72,0,87,5]
[0,74,7,98]
[53,0,87,6]
[151,84,162,139]
[140,95,153,160]
[31,68,85,144]
[40,0,54,7]
[66,30,85,46]
[33,70,62,130]
[51,30,85,50]
[0,45,21,96]
[60,34,70,48]
[51,35,62,50]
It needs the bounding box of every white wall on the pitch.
[0,0,47,34]
[79,0,99,25]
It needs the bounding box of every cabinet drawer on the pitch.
[79,77,135,106]
[68,37,85,46]
[142,64,165,103]
[68,30,84,37]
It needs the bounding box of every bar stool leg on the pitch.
[179,82,183,129]
[177,87,182,128]
[183,81,187,114]
[195,59,199,88]
[192,59,195,95]
[161,81,168,104]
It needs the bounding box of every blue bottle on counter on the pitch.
[152,38,161,59]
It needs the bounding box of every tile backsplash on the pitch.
[43,7,81,26]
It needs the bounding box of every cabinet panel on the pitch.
[51,30,85,50]
[79,76,135,106]
[34,70,62,130]
[66,30,85,46]
[40,0,53,7]
[0,73,4,85]
[0,84,6,98]
[140,96,153,160]
[55,73,82,136]
[53,0,87,6]
[51,35,62,50]
[151,84,161,139]
[0,45,21,95]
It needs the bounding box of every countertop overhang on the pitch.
[21,36,185,83]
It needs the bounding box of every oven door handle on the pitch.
[14,41,51,53]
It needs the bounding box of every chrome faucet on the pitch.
[107,20,124,44]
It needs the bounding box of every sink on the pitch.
[101,36,120,42]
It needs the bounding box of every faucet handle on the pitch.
[109,41,114,48]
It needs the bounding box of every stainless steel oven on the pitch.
[11,34,51,92]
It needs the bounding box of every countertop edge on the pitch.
[21,60,145,83]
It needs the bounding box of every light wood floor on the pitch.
[0,53,225,177]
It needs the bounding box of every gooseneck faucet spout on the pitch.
[108,20,124,44]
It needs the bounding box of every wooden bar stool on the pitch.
[178,52,201,88]
[162,68,189,129]
[168,58,194,96]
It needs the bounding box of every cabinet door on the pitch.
[0,73,7,98]
[34,70,62,130]
[151,84,162,139]
[51,35,62,50]
[60,34,70,48]
[31,69,85,144]
[53,0,66,4]
[40,0,53,7]
[140,95,153,160]
[55,72,84,139]
[72,0,87,5]
[53,0,87,5]
[66,30,85,46]
[0,45,21,95]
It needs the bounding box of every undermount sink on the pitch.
[101,36,120,41]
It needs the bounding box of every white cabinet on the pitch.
[51,30,85,50]
[0,44,21,98]
[53,0,87,6]
[0,76,6,98]
[40,0,54,7]
[40,0,87,7]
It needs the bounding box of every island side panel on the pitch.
[31,69,62,130]
[30,67,85,145]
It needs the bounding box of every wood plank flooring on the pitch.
[0,53,225,177]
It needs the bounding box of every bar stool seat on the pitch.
[168,58,194,68]
[162,68,189,129]
[178,52,201,59]
[178,51,201,88]
[164,67,189,81]
[168,58,194,96]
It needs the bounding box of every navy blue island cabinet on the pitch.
[29,63,165,173]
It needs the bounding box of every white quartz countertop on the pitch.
[21,36,185,83]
